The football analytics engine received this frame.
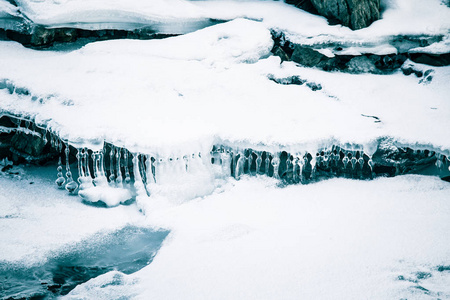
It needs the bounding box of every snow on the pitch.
[62,175,450,299]
[13,0,206,27]
[1,1,449,299]
[1,17,449,157]
[3,0,449,51]
[0,165,146,265]
[3,168,449,299]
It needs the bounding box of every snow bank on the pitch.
[65,175,450,299]
[1,18,449,156]
[4,0,450,52]
[13,0,206,26]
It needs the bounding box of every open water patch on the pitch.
[0,226,169,299]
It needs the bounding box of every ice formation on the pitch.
[0,8,449,207]
[2,109,449,207]
[1,0,450,299]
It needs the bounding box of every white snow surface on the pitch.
[2,170,450,299]
[0,17,449,156]
[64,175,450,299]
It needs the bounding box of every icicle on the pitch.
[92,152,99,178]
[55,157,66,188]
[115,148,123,187]
[76,148,83,179]
[235,153,245,180]
[271,153,280,179]
[221,150,231,177]
[292,157,299,182]
[285,154,292,176]
[245,150,252,175]
[303,153,313,180]
[145,155,156,185]
[56,138,61,153]
[133,154,147,197]
[84,148,91,178]
[351,157,357,169]
[109,147,115,184]
[123,150,131,185]
[77,148,94,192]
[92,151,108,187]
[211,149,221,166]
[264,153,270,176]
[50,134,55,148]
[436,153,444,170]
[255,152,262,175]
[64,143,78,194]
[183,155,189,173]
[99,150,105,177]
[42,129,48,145]
[139,154,147,184]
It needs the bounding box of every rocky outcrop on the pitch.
[286,0,380,30]
[271,32,450,73]
[3,26,176,49]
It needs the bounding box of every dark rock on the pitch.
[401,66,423,77]
[272,45,290,62]
[0,133,13,159]
[1,164,13,172]
[4,24,175,49]
[30,25,56,46]
[409,53,450,67]
[11,131,46,157]
[286,0,380,30]
[372,143,438,176]
[437,265,450,272]
[291,45,327,67]
[441,176,450,183]
[268,75,306,85]
[371,54,408,71]
[413,285,429,292]
[416,272,432,280]
[306,82,322,91]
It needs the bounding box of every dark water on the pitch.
[0,226,169,299]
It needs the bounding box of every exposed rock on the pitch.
[291,45,327,67]
[441,176,450,183]
[272,45,290,62]
[401,66,424,77]
[286,0,380,30]
[346,56,378,73]
[371,143,438,176]
[438,265,450,271]
[369,54,408,71]
[409,53,450,67]
[3,26,176,48]
[11,131,46,157]
[267,74,322,91]
[419,70,434,85]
